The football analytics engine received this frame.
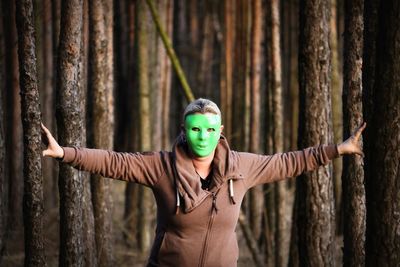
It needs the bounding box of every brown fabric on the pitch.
[62,136,338,267]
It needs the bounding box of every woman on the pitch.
[42,98,365,267]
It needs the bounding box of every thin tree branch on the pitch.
[145,0,195,102]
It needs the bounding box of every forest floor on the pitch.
[1,180,254,267]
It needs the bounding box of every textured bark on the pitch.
[364,0,400,265]
[330,0,343,234]
[342,0,365,266]
[15,0,46,265]
[56,0,86,265]
[3,0,24,230]
[0,0,7,258]
[297,0,335,266]
[88,0,114,265]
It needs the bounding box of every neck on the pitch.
[191,151,214,179]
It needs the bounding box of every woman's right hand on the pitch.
[41,123,64,159]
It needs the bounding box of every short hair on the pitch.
[183,98,221,121]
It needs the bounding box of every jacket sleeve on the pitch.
[61,147,165,187]
[238,145,339,189]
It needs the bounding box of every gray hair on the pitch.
[183,98,221,121]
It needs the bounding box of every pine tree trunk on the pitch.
[249,0,263,244]
[88,0,114,265]
[364,0,400,264]
[330,0,343,235]
[342,0,365,266]
[220,0,234,141]
[267,1,293,266]
[56,1,88,265]
[297,0,335,265]
[81,3,98,266]
[123,0,139,249]
[15,0,46,265]
[263,3,275,265]
[161,0,173,149]
[361,0,379,263]
[136,0,153,256]
[286,3,300,266]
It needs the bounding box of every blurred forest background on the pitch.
[0,0,399,266]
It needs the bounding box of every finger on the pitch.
[41,123,52,137]
[41,123,48,132]
[354,122,367,139]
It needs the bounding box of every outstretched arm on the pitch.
[41,123,163,186]
[240,122,367,188]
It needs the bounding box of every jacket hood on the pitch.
[172,133,242,213]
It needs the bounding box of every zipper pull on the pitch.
[211,192,218,214]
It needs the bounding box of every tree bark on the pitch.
[137,0,153,256]
[330,0,343,235]
[297,0,335,266]
[364,0,400,265]
[88,0,114,265]
[15,0,46,265]
[56,0,87,265]
[220,0,234,141]
[232,0,249,151]
[161,0,173,149]
[81,2,98,266]
[342,0,365,266]
[123,0,139,249]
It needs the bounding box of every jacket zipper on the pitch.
[198,192,218,267]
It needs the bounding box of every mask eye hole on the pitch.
[191,127,200,132]
[207,128,215,132]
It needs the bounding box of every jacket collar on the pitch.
[172,133,241,213]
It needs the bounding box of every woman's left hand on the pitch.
[337,122,366,156]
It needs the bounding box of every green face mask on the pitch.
[184,113,222,157]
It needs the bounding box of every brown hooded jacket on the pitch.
[61,134,338,267]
